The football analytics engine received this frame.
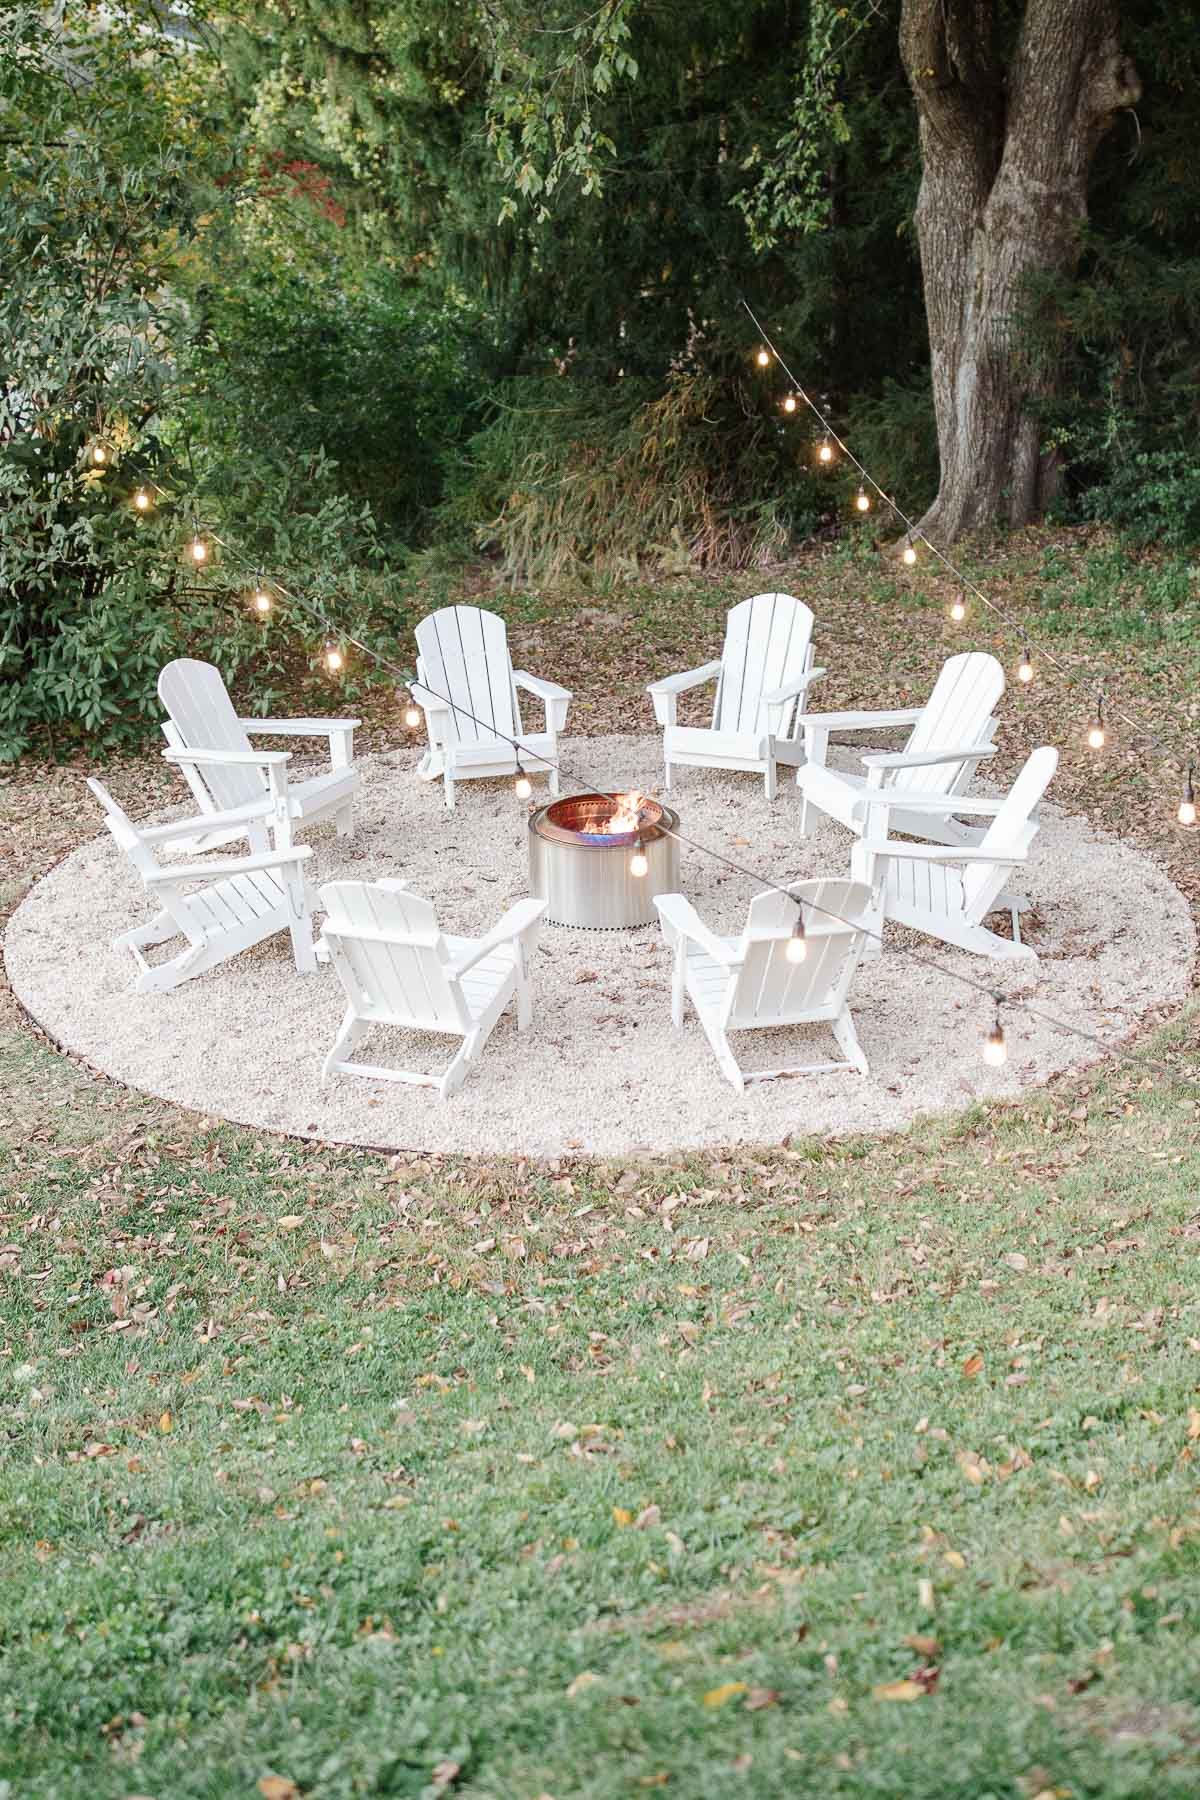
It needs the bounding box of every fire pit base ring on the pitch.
[528,795,680,930]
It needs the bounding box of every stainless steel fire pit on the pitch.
[528,794,680,928]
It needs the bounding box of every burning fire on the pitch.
[593,790,648,834]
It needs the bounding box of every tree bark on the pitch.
[899,0,1140,540]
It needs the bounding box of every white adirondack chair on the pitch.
[646,592,824,800]
[851,747,1058,961]
[411,606,571,810]
[88,778,315,992]
[158,658,360,853]
[318,880,546,1096]
[653,877,877,1092]
[795,652,1005,845]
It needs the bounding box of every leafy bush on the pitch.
[439,367,830,584]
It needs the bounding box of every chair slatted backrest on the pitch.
[88,778,201,940]
[158,658,265,812]
[415,606,519,748]
[319,881,469,1034]
[961,747,1058,918]
[902,652,1005,793]
[713,593,814,741]
[725,877,872,1028]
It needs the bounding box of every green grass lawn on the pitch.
[3,529,1200,1797]
[4,1013,1200,1798]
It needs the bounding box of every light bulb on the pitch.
[1178,798,1196,827]
[756,347,770,368]
[902,537,917,566]
[782,393,797,414]
[817,440,834,464]
[949,595,966,622]
[1017,652,1033,683]
[1087,723,1105,750]
[253,590,271,615]
[630,846,649,878]
[785,919,807,964]
[190,536,207,564]
[325,644,344,673]
[982,1023,1007,1067]
[404,704,421,729]
[855,488,870,512]
[514,769,533,800]
[133,489,150,512]
[91,444,106,465]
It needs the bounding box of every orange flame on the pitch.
[594,790,647,834]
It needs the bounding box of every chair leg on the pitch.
[664,761,672,793]
[764,758,777,802]
[798,795,811,838]
[323,1008,366,1081]
[514,951,532,1030]
[548,758,561,798]
[671,942,687,1030]
[443,770,455,811]
[704,1022,744,1093]
[440,1030,479,1098]
[832,1008,869,1076]
[336,801,354,839]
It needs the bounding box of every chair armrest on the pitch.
[512,671,571,734]
[761,668,826,706]
[859,791,1009,817]
[857,839,1027,867]
[139,799,277,844]
[512,672,571,704]
[145,844,313,885]
[237,717,361,736]
[410,681,452,717]
[647,661,723,697]
[796,707,924,731]
[653,892,743,966]
[861,744,997,772]
[163,746,291,768]
[447,898,546,977]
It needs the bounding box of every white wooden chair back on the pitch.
[902,652,1005,792]
[415,606,520,749]
[726,877,873,1028]
[962,747,1058,918]
[158,659,261,812]
[319,881,470,1034]
[712,592,814,742]
[88,779,159,881]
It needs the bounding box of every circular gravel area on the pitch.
[6,735,1194,1158]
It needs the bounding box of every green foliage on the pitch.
[1033,543,1198,644]
[440,369,830,584]
[0,7,396,761]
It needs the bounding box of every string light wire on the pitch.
[738,296,1195,790]
[178,520,1190,1084]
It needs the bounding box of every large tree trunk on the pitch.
[899,0,1140,540]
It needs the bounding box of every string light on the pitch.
[90,443,107,466]
[785,901,808,964]
[324,642,344,674]
[132,488,150,512]
[1179,764,1196,827]
[949,592,967,623]
[1087,690,1106,751]
[781,393,797,414]
[855,487,871,513]
[1017,647,1034,684]
[189,519,208,564]
[514,758,533,801]
[252,572,272,616]
[403,696,422,729]
[816,438,834,464]
[982,1002,1007,1068]
[164,512,1196,1090]
[901,534,917,566]
[755,347,771,367]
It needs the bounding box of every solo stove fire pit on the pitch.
[528,792,679,929]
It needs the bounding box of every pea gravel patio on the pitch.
[5,735,1193,1159]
